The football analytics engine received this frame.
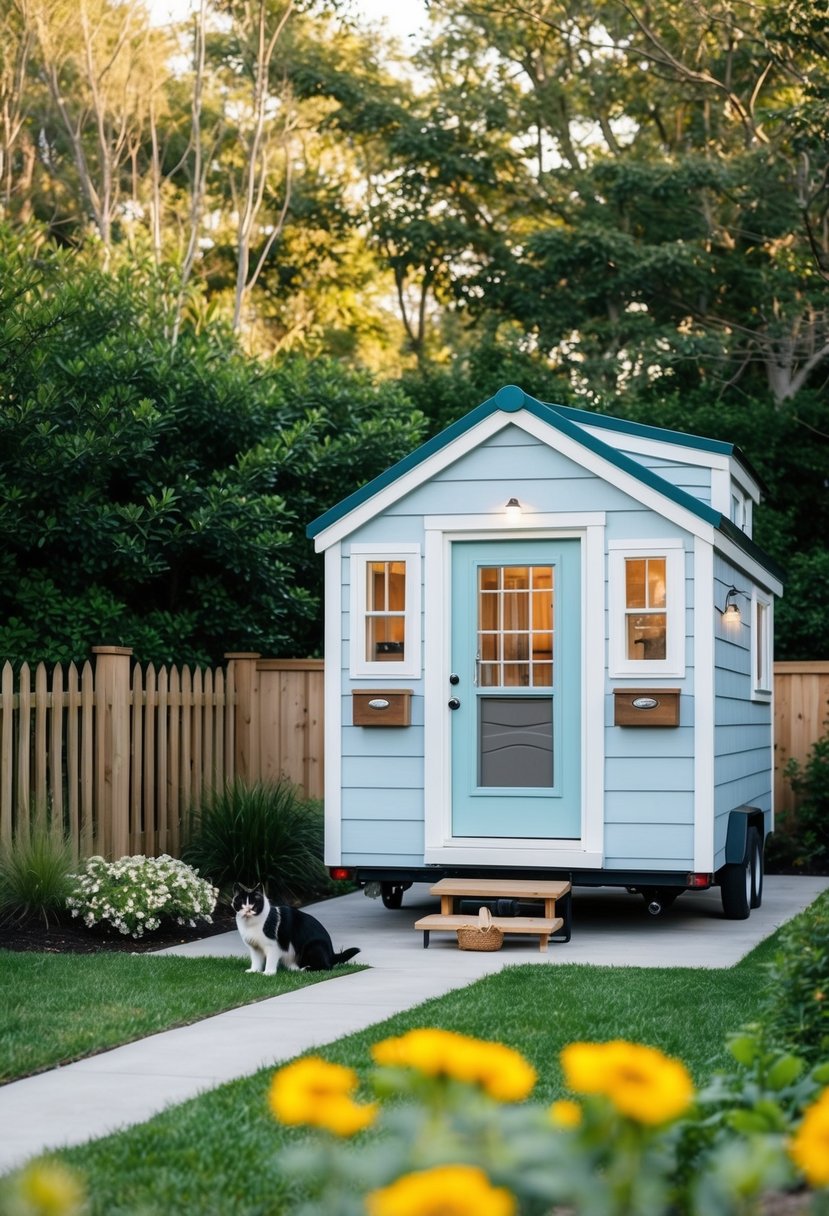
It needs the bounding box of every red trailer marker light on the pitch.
[329,867,353,881]
[687,872,713,889]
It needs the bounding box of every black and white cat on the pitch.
[231,883,360,975]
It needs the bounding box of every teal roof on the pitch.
[307,384,783,583]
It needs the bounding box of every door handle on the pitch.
[448,698,461,710]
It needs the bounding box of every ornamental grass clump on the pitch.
[0,823,75,927]
[66,854,217,938]
[183,779,330,905]
[271,1028,829,1216]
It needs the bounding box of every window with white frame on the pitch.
[349,546,421,678]
[609,541,686,677]
[752,589,772,698]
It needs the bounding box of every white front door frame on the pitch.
[423,514,606,869]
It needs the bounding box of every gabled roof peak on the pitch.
[306,384,781,584]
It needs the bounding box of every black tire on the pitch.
[749,827,764,909]
[720,842,753,920]
[380,883,406,909]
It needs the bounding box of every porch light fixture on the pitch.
[720,586,745,622]
[505,497,522,519]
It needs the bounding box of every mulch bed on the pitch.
[0,909,238,954]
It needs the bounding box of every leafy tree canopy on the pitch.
[0,227,425,665]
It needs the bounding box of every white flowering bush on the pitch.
[66,854,217,938]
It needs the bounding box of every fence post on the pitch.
[93,646,133,859]
[225,653,261,785]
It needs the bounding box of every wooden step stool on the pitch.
[415,878,572,951]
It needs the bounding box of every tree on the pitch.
[421,0,829,406]
[0,227,426,664]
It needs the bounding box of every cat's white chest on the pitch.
[236,913,267,948]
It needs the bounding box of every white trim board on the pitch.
[323,543,343,866]
[693,537,715,872]
[423,520,606,865]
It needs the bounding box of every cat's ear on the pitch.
[232,882,245,896]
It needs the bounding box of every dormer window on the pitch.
[730,485,751,534]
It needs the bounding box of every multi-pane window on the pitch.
[477,565,554,688]
[609,542,685,678]
[624,556,667,661]
[349,546,420,678]
[365,561,406,662]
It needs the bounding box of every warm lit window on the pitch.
[349,546,421,677]
[624,556,667,661]
[366,561,406,661]
[752,590,772,698]
[609,541,686,677]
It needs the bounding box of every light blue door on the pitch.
[450,540,581,839]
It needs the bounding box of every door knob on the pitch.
[449,673,460,685]
[448,697,461,710]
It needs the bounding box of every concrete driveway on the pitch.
[1,874,826,1176]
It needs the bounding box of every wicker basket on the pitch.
[457,906,504,952]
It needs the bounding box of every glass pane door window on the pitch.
[478,565,554,688]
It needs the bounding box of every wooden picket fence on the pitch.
[0,651,824,859]
[0,648,324,860]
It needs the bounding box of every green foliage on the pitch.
[759,890,829,1061]
[0,824,75,928]
[66,854,217,939]
[769,727,829,873]
[182,779,333,904]
[0,228,426,665]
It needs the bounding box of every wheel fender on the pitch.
[724,806,764,865]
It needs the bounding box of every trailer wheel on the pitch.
[720,838,754,920]
[749,828,764,909]
[380,883,410,909]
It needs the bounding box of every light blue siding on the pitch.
[605,822,695,866]
[342,819,424,856]
[712,556,773,869]
[343,725,424,757]
[618,449,712,504]
[341,788,423,819]
[606,757,695,791]
[605,792,694,825]
[605,725,694,757]
[342,756,422,788]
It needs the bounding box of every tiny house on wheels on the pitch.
[307,385,783,920]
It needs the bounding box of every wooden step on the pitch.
[422,876,572,945]
[414,913,564,951]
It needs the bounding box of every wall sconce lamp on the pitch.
[720,586,745,622]
[505,497,522,519]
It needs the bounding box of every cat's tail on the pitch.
[333,946,360,965]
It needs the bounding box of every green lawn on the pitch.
[0,952,364,1082]
[39,934,781,1216]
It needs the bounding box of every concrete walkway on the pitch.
[1,874,826,1175]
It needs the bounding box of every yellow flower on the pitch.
[789,1088,829,1187]
[560,1042,611,1095]
[17,1162,85,1216]
[549,1098,583,1128]
[561,1040,694,1125]
[371,1029,536,1102]
[268,1056,377,1137]
[365,1164,516,1216]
